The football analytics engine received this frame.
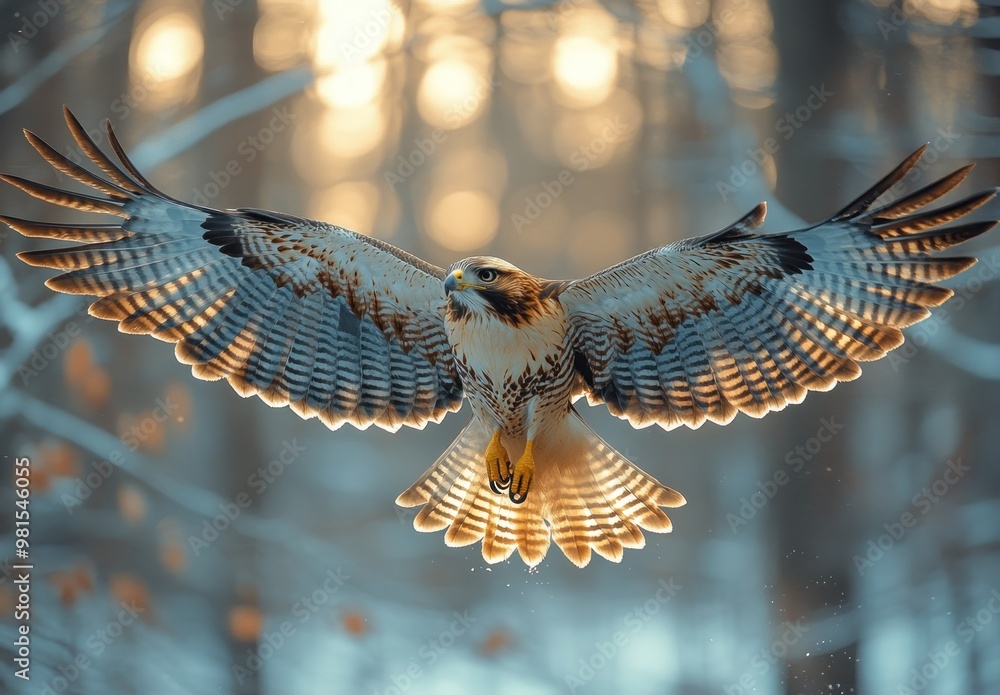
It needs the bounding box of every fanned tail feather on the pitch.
[397,411,685,568]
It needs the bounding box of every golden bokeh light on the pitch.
[434,147,508,198]
[253,6,312,72]
[414,0,478,12]
[714,0,774,39]
[425,190,498,251]
[314,59,387,109]
[903,0,978,26]
[551,91,642,169]
[129,3,203,109]
[316,105,387,159]
[312,0,400,70]
[133,11,202,81]
[310,181,381,233]
[417,59,493,130]
[657,0,711,29]
[718,41,779,106]
[712,0,777,106]
[552,35,618,108]
[635,23,689,71]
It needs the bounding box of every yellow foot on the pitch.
[485,430,511,494]
[509,441,535,505]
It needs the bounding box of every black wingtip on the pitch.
[830,145,932,223]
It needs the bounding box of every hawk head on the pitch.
[444,256,557,326]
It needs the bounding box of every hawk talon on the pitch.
[489,473,510,495]
[485,429,511,495]
[508,441,534,505]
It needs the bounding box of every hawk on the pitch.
[5,108,997,567]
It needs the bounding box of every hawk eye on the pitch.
[479,269,498,282]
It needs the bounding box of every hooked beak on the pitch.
[445,269,484,296]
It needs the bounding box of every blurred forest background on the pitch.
[1,0,1000,693]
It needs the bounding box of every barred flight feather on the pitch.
[5,107,464,433]
[397,411,685,567]
[562,146,998,431]
[7,112,997,570]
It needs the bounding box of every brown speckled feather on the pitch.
[561,146,998,430]
[6,114,998,569]
[5,108,463,432]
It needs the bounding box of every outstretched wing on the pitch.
[3,107,463,432]
[560,146,998,430]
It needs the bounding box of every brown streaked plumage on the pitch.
[5,109,998,567]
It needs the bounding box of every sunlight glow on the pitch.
[903,0,978,25]
[313,0,400,69]
[425,190,498,251]
[310,181,382,234]
[314,60,387,109]
[553,35,618,108]
[130,4,203,109]
[657,0,710,29]
[134,12,202,81]
[317,105,387,158]
[713,0,777,107]
[253,6,312,72]
[417,59,492,130]
[414,0,478,12]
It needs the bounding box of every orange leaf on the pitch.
[64,338,93,387]
[117,484,147,525]
[42,441,79,478]
[81,368,111,409]
[229,605,263,642]
[49,571,79,606]
[27,467,51,494]
[341,610,368,636]
[109,573,152,620]
[159,541,187,575]
[479,629,512,655]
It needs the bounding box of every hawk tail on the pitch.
[396,412,685,568]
